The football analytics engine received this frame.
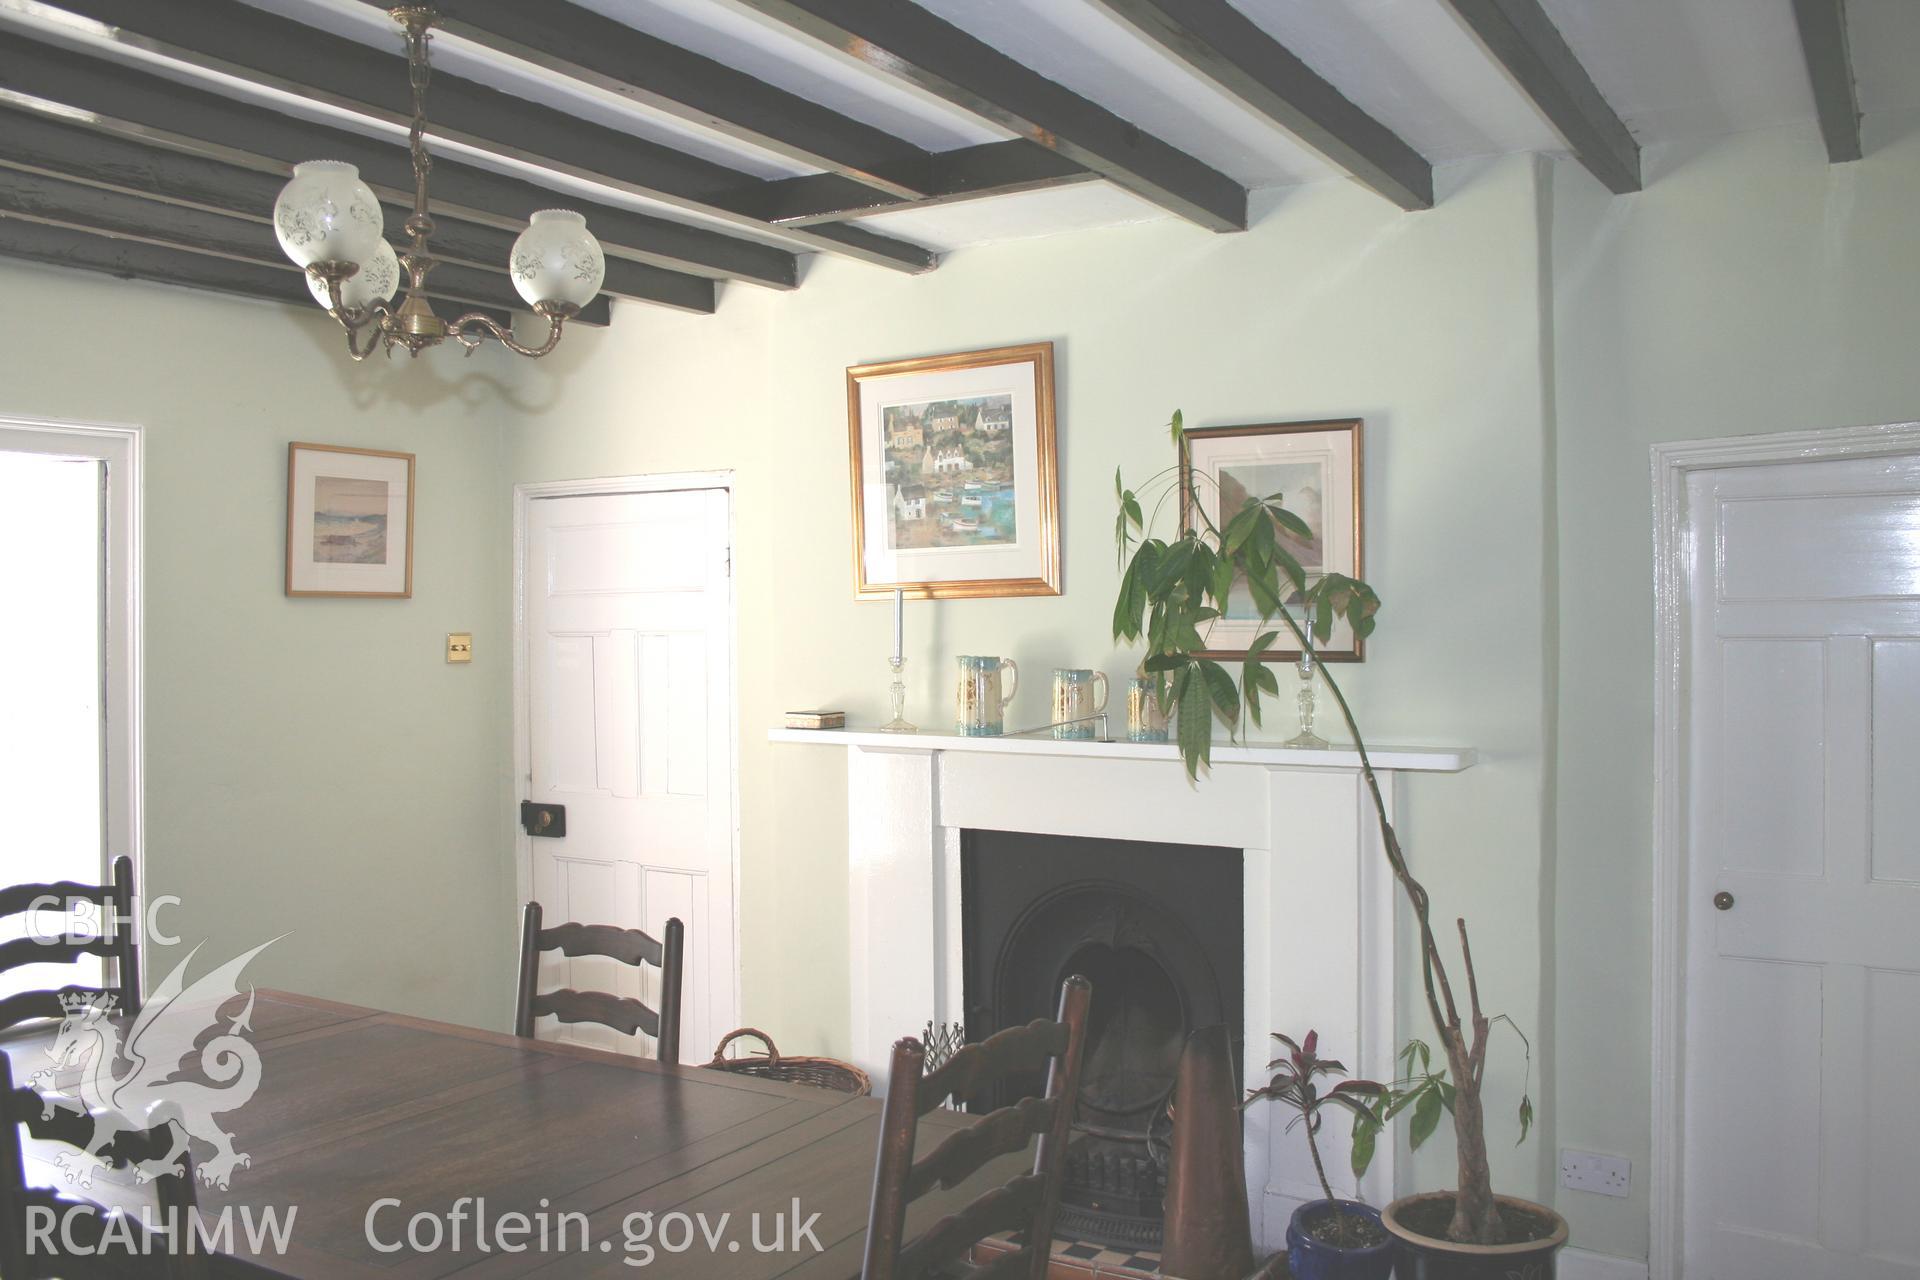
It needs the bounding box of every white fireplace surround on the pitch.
[771,728,1474,1252]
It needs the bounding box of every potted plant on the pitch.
[1242,1030,1393,1280]
[1114,413,1568,1277]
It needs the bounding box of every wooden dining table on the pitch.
[2,991,1014,1279]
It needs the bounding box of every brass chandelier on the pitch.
[271,6,604,361]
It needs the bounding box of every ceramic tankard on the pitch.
[1051,669,1110,740]
[955,656,1019,735]
[1127,676,1170,742]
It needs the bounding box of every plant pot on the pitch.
[1382,1193,1569,1279]
[1285,1200,1394,1280]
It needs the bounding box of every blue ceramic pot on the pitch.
[1286,1200,1395,1280]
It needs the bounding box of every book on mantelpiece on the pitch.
[784,710,846,730]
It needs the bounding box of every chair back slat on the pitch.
[530,988,660,1039]
[916,1018,1069,1117]
[0,878,113,919]
[537,921,664,967]
[857,975,1092,1280]
[0,858,141,1033]
[0,987,94,1033]
[513,903,684,1062]
[0,936,115,973]
[903,1097,1055,1200]
[893,1172,1044,1280]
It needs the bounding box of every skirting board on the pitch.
[1561,1248,1649,1280]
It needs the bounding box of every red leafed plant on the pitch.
[1243,1030,1388,1248]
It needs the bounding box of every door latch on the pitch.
[520,801,566,837]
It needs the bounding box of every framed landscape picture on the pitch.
[846,342,1060,599]
[285,442,414,598]
[1180,419,1365,661]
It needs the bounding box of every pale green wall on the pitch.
[1548,114,1920,1259]
[506,153,1559,1200]
[0,260,518,1030]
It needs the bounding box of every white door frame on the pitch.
[1649,420,1920,1279]
[510,471,741,1032]
[0,414,143,961]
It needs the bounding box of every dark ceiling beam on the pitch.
[0,216,528,332]
[414,0,926,198]
[730,0,1248,232]
[0,107,713,311]
[413,1,1109,223]
[736,141,1095,226]
[0,168,622,322]
[0,39,800,290]
[21,0,936,272]
[1090,0,1433,211]
[1791,0,1863,162]
[1441,0,1639,193]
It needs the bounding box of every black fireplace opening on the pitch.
[960,830,1242,1252]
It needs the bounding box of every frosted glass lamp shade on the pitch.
[305,238,400,311]
[274,161,384,269]
[509,209,604,309]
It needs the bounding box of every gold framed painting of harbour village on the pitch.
[847,342,1060,599]
[285,442,415,598]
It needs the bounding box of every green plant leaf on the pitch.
[1273,545,1306,593]
[1169,408,1184,446]
[1409,1084,1443,1150]
[1199,660,1238,725]
[1350,1111,1380,1178]
[1113,560,1140,641]
[1518,1094,1534,1145]
[1265,502,1313,542]
[1177,665,1211,780]
[1154,540,1198,595]
[1210,556,1235,612]
[1247,566,1285,619]
[1125,492,1144,531]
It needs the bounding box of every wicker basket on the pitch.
[705,1028,871,1096]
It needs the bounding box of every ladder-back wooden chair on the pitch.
[0,856,140,1033]
[858,973,1092,1280]
[512,902,685,1063]
[0,1053,204,1279]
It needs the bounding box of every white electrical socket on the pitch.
[1559,1148,1631,1198]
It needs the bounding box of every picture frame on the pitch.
[285,442,415,598]
[846,342,1060,600]
[1180,418,1365,662]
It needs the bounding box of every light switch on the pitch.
[446,632,473,664]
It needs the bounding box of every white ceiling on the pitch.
[27,0,1919,257]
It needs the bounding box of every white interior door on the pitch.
[1682,451,1920,1279]
[521,484,735,1063]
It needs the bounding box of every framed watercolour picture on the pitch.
[285,442,414,598]
[846,342,1060,599]
[1180,419,1365,661]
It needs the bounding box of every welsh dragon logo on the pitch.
[31,939,278,1190]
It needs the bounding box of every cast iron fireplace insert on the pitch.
[960,829,1242,1252]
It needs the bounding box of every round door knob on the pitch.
[1713,891,1735,912]
[534,809,553,831]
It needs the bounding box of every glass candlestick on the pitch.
[880,657,917,733]
[1283,648,1330,749]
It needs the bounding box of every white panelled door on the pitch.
[1683,452,1920,1279]
[522,486,735,1064]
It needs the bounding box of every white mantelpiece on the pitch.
[770,728,1474,1251]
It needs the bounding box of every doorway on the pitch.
[1656,425,1920,1279]
[0,417,140,1005]
[513,474,738,1064]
